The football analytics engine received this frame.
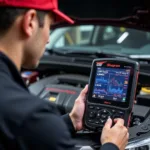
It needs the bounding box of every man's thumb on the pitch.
[80,84,88,96]
[104,118,112,129]
[83,84,88,94]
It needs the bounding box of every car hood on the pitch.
[53,0,150,31]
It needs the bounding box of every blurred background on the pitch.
[58,0,149,18]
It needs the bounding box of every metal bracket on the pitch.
[129,116,150,139]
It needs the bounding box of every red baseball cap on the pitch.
[0,0,74,24]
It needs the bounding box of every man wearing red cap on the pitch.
[0,0,129,150]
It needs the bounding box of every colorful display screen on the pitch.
[92,66,130,102]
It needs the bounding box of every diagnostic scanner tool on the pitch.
[84,58,139,131]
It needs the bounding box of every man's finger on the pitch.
[82,84,88,94]
[79,85,88,99]
[114,118,124,126]
[75,85,88,102]
[103,118,112,129]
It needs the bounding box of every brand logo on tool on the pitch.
[107,63,120,68]
[96,61,107,66]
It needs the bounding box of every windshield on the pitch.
[46,25,150,56]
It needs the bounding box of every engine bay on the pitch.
[26,59,150,149]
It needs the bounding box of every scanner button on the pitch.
[96,107,100,110]
[112,109,116,113]
[100,119,106,124]
[101,114,107,119]
[95,121,100,124]
[89,105,94,109]
[88,120,94,123]
[89,112,96,118]
[97,113,101,118]
[118,111,124,115]
[102,109,109,114]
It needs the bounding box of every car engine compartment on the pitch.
[28,73,150,147]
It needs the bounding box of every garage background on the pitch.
[58,0,149,18]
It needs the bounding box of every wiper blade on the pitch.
[48,48,95,56]
[47,48,130,59]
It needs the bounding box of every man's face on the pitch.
[22,11,53,69]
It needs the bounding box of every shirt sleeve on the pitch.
[18,101,77,150]
[62,114,76,135]
[100,143,119,150]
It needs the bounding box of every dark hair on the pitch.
[0,7,49,35]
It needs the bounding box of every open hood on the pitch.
[55,0,150,31]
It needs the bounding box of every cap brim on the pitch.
[52,9,74,24]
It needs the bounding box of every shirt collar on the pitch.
[0,52,28,90]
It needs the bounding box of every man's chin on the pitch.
[22,61,39,70]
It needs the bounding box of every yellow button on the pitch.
[141,87,150,94]
[49,97,56,102]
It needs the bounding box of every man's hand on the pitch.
[101,118,129,150]
[69,85,88,131]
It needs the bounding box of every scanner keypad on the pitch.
[87,105,125,127]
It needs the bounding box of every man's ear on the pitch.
[21,9,38,37]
